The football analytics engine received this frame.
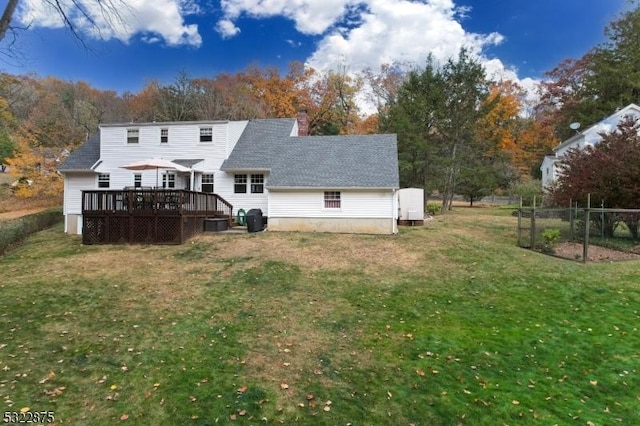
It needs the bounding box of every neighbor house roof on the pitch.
[221,118,399,189]
[554,103,640,153]
[57,133,101,172]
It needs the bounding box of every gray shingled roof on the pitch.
[173,159,204,168]
[269,135,398,188]
[221,119,296,171]
[57,133,100,172]
[221,118,399,189]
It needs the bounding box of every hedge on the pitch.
[0,208,63,254]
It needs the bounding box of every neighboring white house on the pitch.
[58,113,400,235]
[541,103,640,190]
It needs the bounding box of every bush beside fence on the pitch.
[0,209,63,254]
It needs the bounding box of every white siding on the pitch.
[64,173,97,214]
[63,172,97,233]
[268,190,396,219]
[96,121,249,189]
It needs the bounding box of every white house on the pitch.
[541,103,640,190]
[58,113,400,235]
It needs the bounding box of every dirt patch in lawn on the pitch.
[199,232,422,273]
[552,242,640,262]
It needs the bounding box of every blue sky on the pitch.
[2,0,628,96]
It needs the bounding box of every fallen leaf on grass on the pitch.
[230,414,237,420]
[280,383,289,390]
[306,394,314,400]
[189,396,197,402]
[120,414,128,421]
[512,400,520,405]
[238,410,246,416]
[416,369,425,376]
[323,406,331,412]
[20,407,30,413]
[237,385,247,394]
[39,371,55,384]
[110,384,118,391]
[43,387,65,397]
[590,380,598,386]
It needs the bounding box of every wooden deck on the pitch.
[82,189,233,244]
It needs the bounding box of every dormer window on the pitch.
[200,127,213,142]
[127,128,139,144]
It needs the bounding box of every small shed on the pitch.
[398,188,424,226]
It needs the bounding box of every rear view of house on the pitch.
[59,114,400,237]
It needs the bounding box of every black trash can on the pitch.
[246,209,263,233]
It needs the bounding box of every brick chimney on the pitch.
[297,107,309,137]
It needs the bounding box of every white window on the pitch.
[127,128,139,144]
[234,174,247,193]
[251,174,264,193]
[200,127,213,142]
[162,172,176,188]
[160,128,168,143]
[202,174,214,193]
[98,174,110,188]
[134,174,142,188]
[324,191,341,208]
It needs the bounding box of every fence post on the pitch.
[569,198,574,241]
[583,194,590,262]
[517,196,523,247]
[530,196,537,250]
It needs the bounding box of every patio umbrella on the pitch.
[120,157,191,188]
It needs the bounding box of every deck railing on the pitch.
[82,189,233,244]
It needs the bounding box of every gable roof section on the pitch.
[222,118,399,189]
[57,133,100,172]
[221,119,296,171]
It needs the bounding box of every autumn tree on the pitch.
[480,80,558,178]
[0,96,16,171]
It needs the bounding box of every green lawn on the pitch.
[1,208,639,425]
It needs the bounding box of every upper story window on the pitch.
[324,191,341,209]
[160,128,168,144]
[201,174,214,193]
[200,127,213,142]
[251,174,264,193]
[98,174,110,188]
[234,174,247,193]
[134,174,142,188]
[127,128,139,144]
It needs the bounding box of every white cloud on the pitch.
[306,0,502,72]
[215,0,534,91]
[218,0,359,35]
[17,0,202,47]
[216,19,241,38]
